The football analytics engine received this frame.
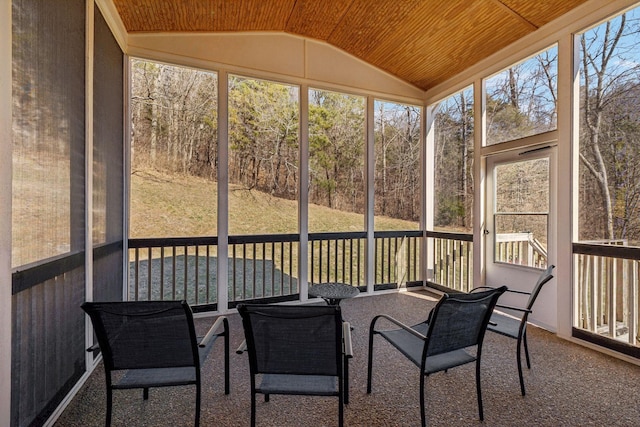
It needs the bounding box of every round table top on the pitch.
[308,282,360,300]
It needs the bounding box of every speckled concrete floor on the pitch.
[56,291,640,426]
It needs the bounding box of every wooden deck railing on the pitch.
[428,231,474,293]
[495,232,548,269]
[574,241,640,349]
[128,230,425,308]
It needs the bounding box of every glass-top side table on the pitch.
[308,282,360,306]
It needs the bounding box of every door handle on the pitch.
[483,229,490,235]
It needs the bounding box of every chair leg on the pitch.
[517,335,526,396]
[143,387,149,400]
[251,393,256,427]
[195,382,201,427]
[523,329,531,369]
[344,355,350,404]
[105,387,113,427]
[475,359,484,421]
[339,390,344,427]
[419,374,426,427]
[223,323,230,395]
[367,329,375,393]
[264,394,269,402]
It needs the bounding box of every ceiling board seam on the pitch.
[326,0,356,40]
[493,0,538,30]
[285,0,299,28]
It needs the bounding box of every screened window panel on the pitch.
[432,86,474,232]
[228,75,300,235]
[11,1,87,426]
[93,6,124,303]
[485,46,557,146]
[12,0,86,268]
[373,100,420,230]
[129,60,218,238]
[93,8,124,245]
[308,88,365,233]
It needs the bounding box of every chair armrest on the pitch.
[472,286,531,296]
[86,343,100,352]
[504,289,532,296]
[199,316,228,348]
[495,304,532,314]
[371,314,427,340]
[236,339,247,354]
[343,322,353,358]
[470,286,495,292]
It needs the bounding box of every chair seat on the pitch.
[258,374,339,396]
[487,312,522,339]
[378,322,476,374]
[113,367,197,389]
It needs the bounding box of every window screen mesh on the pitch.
[12,0,86,268]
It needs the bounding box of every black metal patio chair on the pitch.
[81,300,230,427]
[472,264,555,396]
[367,286,507,427]
[237,303,353,427]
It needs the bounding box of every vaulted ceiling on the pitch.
[111,0,589,91]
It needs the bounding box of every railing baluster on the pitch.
[252,243,264,298]
[242,243,247,300]
[357,237,361,287]
[183,245,188,301]
[272,242,277,296]
[172,246,177,300]
[147,247,152,301]
[160,246,165,300]
[280,241,284,295]
[134,248,140,301]
[318,240,323,282]
[333,239,339,282]
[232,244,237,302]
[195,245,200,304]
[206,245,210,303]
[349,238,353,286]
[341,239,346,284]
[289,242,293,294]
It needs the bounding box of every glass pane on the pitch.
[495,158,549,213]
[485,46,557,145]
[373,100,420,230]
[308,88,365,233]
[433,86,474,232]
[494,158,549,268]
[228,75,300,235]
[578,8,640,247]
[494,214,548,268]
[129,60,218,238]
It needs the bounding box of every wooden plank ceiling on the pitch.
[112,0,589,91]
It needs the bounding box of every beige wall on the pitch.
[125,32,425,103]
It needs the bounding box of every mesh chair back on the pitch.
[82,300,199,371]
[238,304,342,376]
[425,287,506,357]
[525,264,555,310]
